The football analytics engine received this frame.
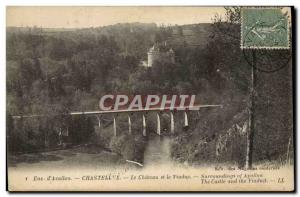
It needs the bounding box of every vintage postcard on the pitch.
[6,6,294,191]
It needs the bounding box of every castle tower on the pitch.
[146,44,175,67]
[147,45,159,67]
[168,48,175,63]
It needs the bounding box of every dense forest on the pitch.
[7,8,293,167]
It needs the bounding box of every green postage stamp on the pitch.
[241,7,290,49]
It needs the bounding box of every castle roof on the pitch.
[148,44,159,53]
[169,48,174,53]
[148,43,175,54]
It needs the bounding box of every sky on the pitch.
[7,6,226,28]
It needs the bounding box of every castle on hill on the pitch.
[142,43,175,67]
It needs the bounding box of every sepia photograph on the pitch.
[6,6,294,191]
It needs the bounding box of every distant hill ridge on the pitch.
[7,22,213,50]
